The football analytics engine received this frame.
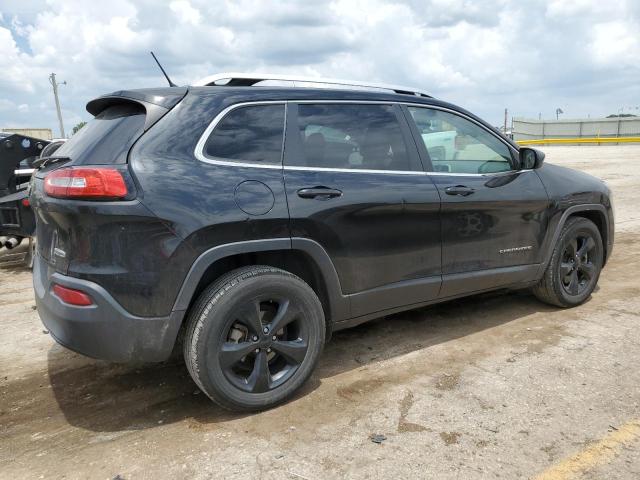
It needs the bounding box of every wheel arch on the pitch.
[172,238,350,339]
[540,204,610,274]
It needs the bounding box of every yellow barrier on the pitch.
[517,137,640,145]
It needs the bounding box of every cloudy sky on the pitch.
[1,0,639,136]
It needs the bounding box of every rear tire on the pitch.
[534,217,603,307]
[183,266,325,411]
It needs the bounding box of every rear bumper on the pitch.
[33,254,184,362]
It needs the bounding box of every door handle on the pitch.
[297,187,343,200]
[445,185,475,196]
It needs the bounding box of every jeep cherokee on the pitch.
[30,74,614,411]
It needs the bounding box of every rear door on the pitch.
[403,105,550,297]
[284,102,441,318]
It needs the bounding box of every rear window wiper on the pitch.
[32,156,71,169]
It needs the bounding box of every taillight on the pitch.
[52,284,94,306]
[44,167,128,199]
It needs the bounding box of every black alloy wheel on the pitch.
[184,266,325,411]
[558,234,597,297]
[218,296,308,394]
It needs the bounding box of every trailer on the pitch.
[0,133,64,266]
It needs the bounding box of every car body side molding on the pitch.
[333,265,541,332]
[349,275,442,318]
[440,264,540,298]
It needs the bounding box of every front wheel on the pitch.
[183,266,325,411]
[534,217,603,307]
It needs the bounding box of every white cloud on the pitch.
[10,15,30,37]
[0,27,38,93]
[590,20,640,67]
[546,0,597,17]
[0,99,15,111]
[0,0,638,134]
[169,0,202,25]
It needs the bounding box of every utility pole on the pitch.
[503,108,508,134]
[48,73,66,138]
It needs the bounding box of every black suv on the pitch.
[31,75,614,411]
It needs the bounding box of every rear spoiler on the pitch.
[86,87,188,131]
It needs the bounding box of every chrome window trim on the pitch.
[284,165,427,175]
[194,99,521,177]
[426,169,533,177]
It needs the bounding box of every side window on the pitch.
[203,104,285,164]
[291,104,415,171]
[407,107,513,174]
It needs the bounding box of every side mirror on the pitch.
[519,147,545,170]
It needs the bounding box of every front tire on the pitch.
[534,217,603,307]
[183,266,325,411]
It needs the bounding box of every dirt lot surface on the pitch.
[1,145,639,479]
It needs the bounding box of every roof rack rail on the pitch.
[192,73,432,98]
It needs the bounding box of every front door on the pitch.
[284,102,441,318]
[403,105,550,297]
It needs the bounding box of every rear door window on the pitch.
[289,104,418,172]
[54,103,146,164]
[203,104,285,165]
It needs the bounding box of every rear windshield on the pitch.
[54,103,146,164]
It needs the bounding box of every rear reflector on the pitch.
[52,284,94,306]
[44,167,128,199]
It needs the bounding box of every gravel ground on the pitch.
[1,145,639,480]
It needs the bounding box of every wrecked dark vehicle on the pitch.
[30,74,614,411]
